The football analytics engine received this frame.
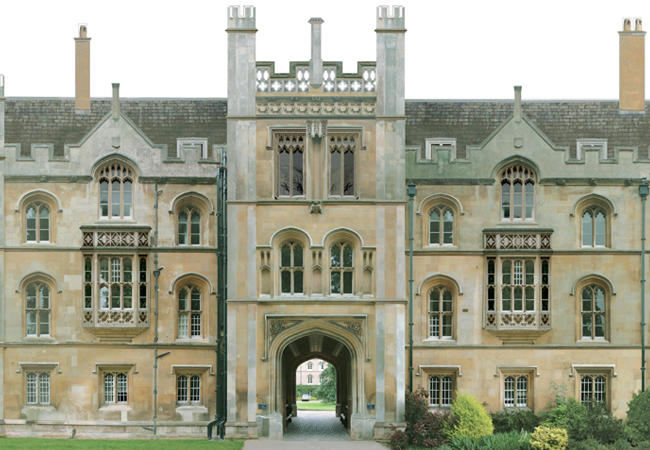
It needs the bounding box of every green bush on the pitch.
[544,398,625,444]
[530,426,569,450]
[448,430,531,450]
[448,393,494,440]
[625,389,650,447]
[387,388,455,449]
[567,438,633,450]
[491,409,541,433]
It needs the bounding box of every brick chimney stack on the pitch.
[619,18,645,112]
[75,24,91,112]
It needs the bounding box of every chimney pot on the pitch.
[514,86,522,123]
[309,17,324,88]
[619,17,646,112]
[75,24,91,112]
[112,83,120,120]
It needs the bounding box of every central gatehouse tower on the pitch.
[225,5,408,440]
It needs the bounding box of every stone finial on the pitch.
[624,18,632,31]
[514,86,522,123]
[112,83,120,120]
[376,5,405,30]
[309,18,324,88]
[227,5,256,30]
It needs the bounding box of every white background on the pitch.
[0,0,648,100]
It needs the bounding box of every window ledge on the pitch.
[422,338,457,345]
[502,406,532,412]
[23,336,55,342]
[424,244,457,250]
[99,404,132,412]
[497,221,539,226]
[577,338,610,345]
[176,405,208,412]
[175,338,206,343]
[428,406,451,412]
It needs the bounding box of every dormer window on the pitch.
[576,139,610,161]
[176,139,210,160]
[425,138,458,160]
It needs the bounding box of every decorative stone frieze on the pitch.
[256,102,375,116]
[484,229,552,250]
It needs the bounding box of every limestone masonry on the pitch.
[0,6,648,441]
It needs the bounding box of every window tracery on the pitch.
[179,206,201,245]
[98,163,134,219]
[26,282,50,337]
[429,206,453,245]
[280,241,304,294]
[329,134,356,197]
[428,285,453,339]
[275,132,305,197]
[26,202,50,243]
[178,285,202,339]
[501,165,535,221]
[581,285,606,340]
[581,206,607,247]
[330,242,354,294]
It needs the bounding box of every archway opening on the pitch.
[281,333,353,441]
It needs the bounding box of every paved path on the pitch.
[242,411,388,450]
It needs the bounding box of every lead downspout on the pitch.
[407,183,417,392]
[640,180,648,392]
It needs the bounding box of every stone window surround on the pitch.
[576,139,610,162]
[17,190,61,245]
[18,362,61,411]
[569,364,616,411]
[425,138,459,161]
[416,365,462,410]
[495,366,539,411]
[95,364,136,412]
[173,365,212,414]
[24,280,52,339]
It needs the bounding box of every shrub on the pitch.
[625,389,650,447]
[387,388,455,449]
[448,393,494,440]
[545,398,624,444]
[530,426,568,450]
[449,430,532,450]
[491,408,541,433]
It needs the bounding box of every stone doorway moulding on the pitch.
[261,314,373,440]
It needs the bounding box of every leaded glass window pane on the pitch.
[178,375,188,403]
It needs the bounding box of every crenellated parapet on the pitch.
[227,5,256,31]
[376,5,406,31]
[255,61,377,95]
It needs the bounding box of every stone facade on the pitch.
[0,4,648,442]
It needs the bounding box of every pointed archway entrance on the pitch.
[261,316,373,440]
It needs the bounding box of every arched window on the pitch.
[329,134,356,197]
[307,375,313,384]
[26,282,50,337]
[177,374,201,404]
[582,206,607,247]
[280,241,304,294]
[501,165,535,221]
[178,286,202,339]
[98,163,133,219]
[429,375,453,408]
[428,285,453,339]
[179,206,201,245]
[98,257,133,310]
[104,372,128,404]
[330,242,354,294]
[504,375,528,408]
[581,285,606,339]
[26,202,50,243]
[277,133,305,197]
[26,372,50,405]
[319,362,324,370]
[429,206,454,245]
[580,375,607,405]
[307,362,313,370]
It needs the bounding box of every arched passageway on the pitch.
[267,319,366,439]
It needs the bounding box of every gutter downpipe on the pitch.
[152,183,167,435]
[640,179,648,392]
[407,183,417,392]
[209,149,228,440]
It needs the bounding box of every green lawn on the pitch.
[296,400,336,411]
[0,438,245,450]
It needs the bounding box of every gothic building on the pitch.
[0,5,648,441]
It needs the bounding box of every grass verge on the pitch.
[296,400,336,411]
[0,438,245,450]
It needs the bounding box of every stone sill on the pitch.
[99,404,132,412]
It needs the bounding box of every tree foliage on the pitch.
[315,364,336,403]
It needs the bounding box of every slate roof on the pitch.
[406,101,650,158]
[4,98,649,159]
[4,98,227,154]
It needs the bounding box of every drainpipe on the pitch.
[640,179,648,392]
[209,148,228,440]
[151,183,167,434]
[407,183,417,392]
